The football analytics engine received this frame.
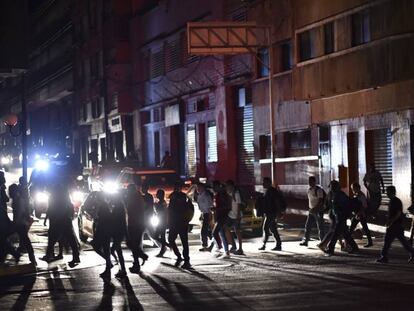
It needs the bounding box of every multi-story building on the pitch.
[0,0,75,161]
[72,0,134,167]
[248,0,414,209]
[131,0,256,182]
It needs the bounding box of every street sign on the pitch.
[187,22,269,55]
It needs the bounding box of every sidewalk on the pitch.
[285,197,413,236]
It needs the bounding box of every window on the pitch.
[259,134,271,159]
[90,54,98,78]
[286,129,311,157]
[187,124,197,177]
[111,92,118,110]
[299,30,316,61]
[352,10,371,46]
[257,48,269,78]
[165,38,183,72]
[237,87,252,107]
[82,103,88,122]
[324,22,335,54]
[280,41,293,71]
[92,98,102,119]
[150,49,165,79]
[207,121,218,162]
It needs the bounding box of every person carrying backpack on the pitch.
[300,176,326,247]
[258,177,286,251]
[349,182,373,248]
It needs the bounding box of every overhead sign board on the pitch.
[187,22,269,55]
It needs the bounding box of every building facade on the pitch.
[248,0,414,209]
[131,0,258,183]
[0,0,75,163]
[72,0,134,167]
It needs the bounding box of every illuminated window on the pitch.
[207,121,218,162]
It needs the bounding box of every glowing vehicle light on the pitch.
[103,181,119,194]
[1,157,10,165]
[35,160,49,171]
[71,191,84,202]
[150,215,160,227]
[35,191,49,204]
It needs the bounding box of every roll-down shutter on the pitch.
[237,104,255,185]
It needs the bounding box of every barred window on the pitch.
[150,49,165,79]
[207,121,218,162]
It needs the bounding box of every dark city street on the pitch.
[1,213,414,311]
[2,0,414,310]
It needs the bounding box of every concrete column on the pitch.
[392,112,411,209]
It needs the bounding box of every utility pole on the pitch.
[268,28,275,184]
[101,4,113,162]
[21,72,28,183]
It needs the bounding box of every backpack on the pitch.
[184,197,195,224]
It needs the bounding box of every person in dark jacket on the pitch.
[9,183,36,265]
[109,194,127,278]
[154,189,169,257]
[0,171,9,214]
[211,181,230,257]
[324,180,358,256]
[126,184,148,273]
[377,186,414,263]
[92,192,113,280]
[259,177,285,251]
[0,171,16,263]
[168,181,192,269]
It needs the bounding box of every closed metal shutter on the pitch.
[187,124,197,177]
[373,128,392,208]
[237,104,255,185]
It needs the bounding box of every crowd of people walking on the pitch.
[1,162,414,282]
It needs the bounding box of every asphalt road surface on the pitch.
[1,216,414,311]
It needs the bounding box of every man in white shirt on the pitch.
[300,176,326,246]
[225,180,244,255]
[196,182,214,251]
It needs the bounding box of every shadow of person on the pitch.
[96,282,115,310]
[160,262,214,282]
[120,277,144,311]
[0,274,37,311]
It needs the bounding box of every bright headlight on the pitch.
[35,159,49,171]
[150,215,160,227]
[103,181,118,194]
[35,191,49,204]
[1,157,10,165]
[71,191,84,202]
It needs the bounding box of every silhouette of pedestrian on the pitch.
[153,189,169,257]
[349,182,373,248]
[0,176,20,264]
[9,183,36,265]
[109,194,127,278]
[363,163,385,215]
[300,176,326,247]
[168,181,193,269]
[211,181,231,258]
[259,177,285,251]
[126,184,148,273]
[92,192,113,280]
[377,186,414,263]
[323,180,358,256]
[196,182,214,252]
[225,180,244,255]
